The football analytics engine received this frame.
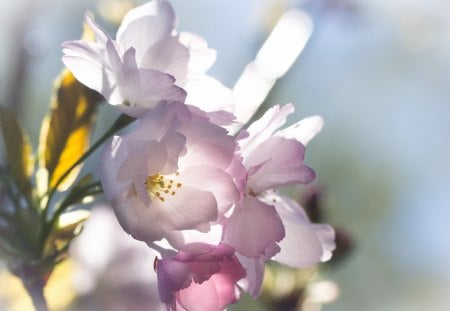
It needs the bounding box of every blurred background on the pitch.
[1,0,450,310]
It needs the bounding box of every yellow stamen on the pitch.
[144,172,182,203]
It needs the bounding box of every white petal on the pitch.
[231,10,312,131]
[84,13,109,45]
[238,104,294,158]
[116,0,175,62]
[184,76,234,114]
[263,193,336,268]
[179,32,217,79]
[139,36,189,82]
[62,40,112,96]
[276,115,324,146]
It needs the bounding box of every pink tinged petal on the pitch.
[157,186,218,233]
[178,166,239,215]
[114,187,217,243]
[226,157,248,201]
[188,105,236,127]
[223,197,285,260]
[157,243,245,310]
[140,36,190,83]
[275,115,324,146]
[177,274,239,311]
[157,259,191,303]
[116,140,167,181]
[160,131,187,174]
[178,117,236,170]
[99,136,134,203]
[117,69,187,118]
[236,255,264,298]
[265,193,336,268]
[245,136,315,193]
[130,101,191,143]
[179,32,217,79]
[112,195,166,242]
[238,104,294,158]
[134,70,185,108]
[116,0,176,62]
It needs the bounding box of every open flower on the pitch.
[99,101,242,243]
[220,104,334,296]
[62,0,233,117]
[156,242,246,311]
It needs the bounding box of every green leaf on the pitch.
[0,107,34,199]
[39,70,103,192]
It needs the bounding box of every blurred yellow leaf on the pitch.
[39,71,102,192]
[0,107,34,199]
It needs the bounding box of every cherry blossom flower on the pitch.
[99,101,242,243]
[220,104,335,296]
[156,242,246,311]
[62,0,233,117]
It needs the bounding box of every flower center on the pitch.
[144,172,182,202]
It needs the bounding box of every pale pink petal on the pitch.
[188,105,236,126]
[99,136,131,203]
[160,131,187,174]
[177,274,239,311]
[275,115,324,146]
[178,117,236,170]
[157,260,191,303]
[116,140,167,181]
[117,69,187,117]
[156,243,245,310]
[140,36,189,83]
[178,166,239,214]
[236,255,264,298]
[245,136,315,193]
[116,0,175,62]
[129,101,191,143]
[112,196,166,242]
[157,186,218,234]
[223,197,285,259]
[263,193,336,268]
[239,104,294,158]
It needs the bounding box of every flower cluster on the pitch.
[63,1,335,310]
